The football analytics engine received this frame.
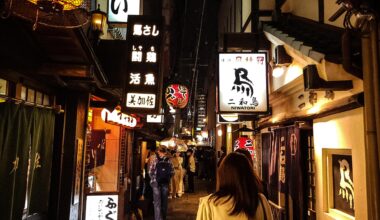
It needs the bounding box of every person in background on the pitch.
[186,149,196,193]
[196,152,273,220]
[149,146,174,220]
[169,150,182,198]
[177,152,186,197]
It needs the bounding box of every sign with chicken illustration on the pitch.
[332,154,355,216]
[218,53,268,113]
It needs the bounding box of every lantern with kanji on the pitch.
[165,84,189,109]
[234,137,255,157]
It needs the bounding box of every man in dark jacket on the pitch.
[148,146,174,220]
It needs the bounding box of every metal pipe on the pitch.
[361,17,380,220]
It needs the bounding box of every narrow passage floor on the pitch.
[145,177,215,220]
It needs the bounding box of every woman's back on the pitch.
[197,195,265,220]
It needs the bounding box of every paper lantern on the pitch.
[234,137,255,156]
[165,84,189,109]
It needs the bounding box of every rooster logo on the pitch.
[338,159,354,209]
[231,68,254,97]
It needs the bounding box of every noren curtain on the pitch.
[0,102,55,219]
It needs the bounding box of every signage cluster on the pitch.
[124,15,163,114]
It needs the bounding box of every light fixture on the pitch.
[272,66,286,78]
[227,125,232,133]
[91,4,107,35]
[28,0,84,11]
[217,129,223,137]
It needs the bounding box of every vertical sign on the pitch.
[218,53,268,113]
[124,15,162,114]
[108,0,140,24]
[196,94,207,128]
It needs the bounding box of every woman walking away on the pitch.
[196,152,273,220]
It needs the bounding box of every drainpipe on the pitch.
[361,15,380,220]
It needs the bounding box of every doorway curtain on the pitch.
[0,102,55,219]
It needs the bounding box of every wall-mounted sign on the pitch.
[124,15,163,114]
[85,194,118,220]
[147,114,163,123]
[101,108,137,128]
[218,53,268,113]
[107,0,140,24]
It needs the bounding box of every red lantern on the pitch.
[165,84,189,109]
[234,137,255,157]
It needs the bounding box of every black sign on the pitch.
[124,15,163,114]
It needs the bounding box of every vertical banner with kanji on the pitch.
[124,15,163,114]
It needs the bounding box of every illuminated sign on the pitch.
[147,114,163,123]
[108,0,140,24]
[124,15,163,114]
[218,53,268,113]
[85,194,118,220]
[101,108,137,128]
[126,93,156,109]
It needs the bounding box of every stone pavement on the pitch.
[145,178,215,220]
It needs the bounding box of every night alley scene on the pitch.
[1,0,380,220]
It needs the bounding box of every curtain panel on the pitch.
[0,102,55,219]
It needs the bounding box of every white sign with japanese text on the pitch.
[147,114,163,123]
[108,0,140,23]
[219,53,268,113]
[126,93,156,109]
[85,194,118,220]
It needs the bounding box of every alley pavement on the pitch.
[144,178,215,220]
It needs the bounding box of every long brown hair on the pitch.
[210,152,263,218]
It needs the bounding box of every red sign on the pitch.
[234,137,255,157]
[165,84,189,109]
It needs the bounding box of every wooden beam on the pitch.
[38,63,93,78]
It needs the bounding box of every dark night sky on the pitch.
[168,0,219,92]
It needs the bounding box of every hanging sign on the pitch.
[218,53,268,113]
[85,194,118,220]
[124,15,163,114]
[107,0,140,24]
[101,108,137,128]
